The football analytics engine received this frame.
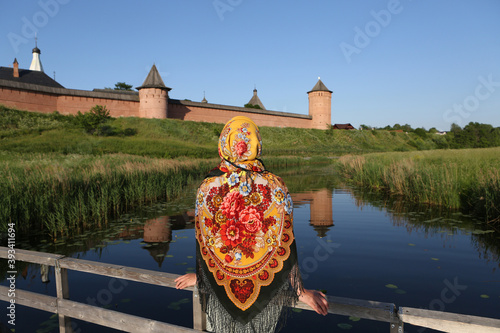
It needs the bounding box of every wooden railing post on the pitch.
[390,321,404,333]
[192,286,206,331]
[389,305,403,333]
[55,259,72,333]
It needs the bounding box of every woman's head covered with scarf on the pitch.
[218,116,262,164]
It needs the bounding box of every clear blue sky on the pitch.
[1,0,499,131]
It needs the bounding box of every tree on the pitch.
[414,127,427,139]
[392,123,402,130]
[244,103,262,109]
[114,82,133,91]
[449,122,500,148]
[401,124,413,132]
[450,123,462,133]
[75,105,111,135]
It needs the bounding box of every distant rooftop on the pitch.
[308,78,332,93]
[137,64,171,90]
[0,66,64,88]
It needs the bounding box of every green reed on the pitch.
[337,148,500,224]
[0,153,217,238]
[0,152,329,238]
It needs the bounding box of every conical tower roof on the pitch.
[308,77,332,93]
[143,242,171,268]
[137,64,171,90]
[247,88,266,110]
[29,40,44,72]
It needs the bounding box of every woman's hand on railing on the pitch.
[299,289,329,316]
[175,273,197,289]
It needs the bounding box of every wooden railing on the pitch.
[1,247,500,332]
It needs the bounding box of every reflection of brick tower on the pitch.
[291,189,334,238]
[143,216,172,267]
[309,189,334,238]
[308,77,332,130]
[137,64,171,118]
[144,216,172,243]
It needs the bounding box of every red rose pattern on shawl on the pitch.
[235,140,248,157]
[196,167,295,311]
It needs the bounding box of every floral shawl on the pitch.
[195,117,302,332]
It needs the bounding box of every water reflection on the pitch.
[7,185,500,271]
[2,177,500,333]
[142,216,172,267]
[292,189,334,238]
[346,187,500,266]
[111,212,196,267]
[40,264,50,284]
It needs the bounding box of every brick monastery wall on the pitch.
[0,87,140,118]
[57,95,139,117]
[0,82,314,128]
[168,100,312,128]
[0,86,58,113]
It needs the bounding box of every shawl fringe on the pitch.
[196,256,303,333]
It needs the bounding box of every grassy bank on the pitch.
[0,106,442,157]
[337,148,500,224]
[2,106,499,233]
[0,151,328,238]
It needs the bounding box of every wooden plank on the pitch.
[0,247,65,266]
[55,261,72,333]
[0,286,57,313]
[295,295,396,323]
[399,307,500,333]
[192,286,206,331]
[58,299,200,333]
[58,257,194,290]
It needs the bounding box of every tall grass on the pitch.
[0,153,217,238]
[0,152,328,238]
[337,148,500,224]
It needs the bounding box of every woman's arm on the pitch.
[174,273,197,289]
[298,289,329,316]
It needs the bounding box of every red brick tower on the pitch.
[137,64,171,118]
[307,78,332,129]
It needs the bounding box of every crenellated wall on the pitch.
[0,80,140,117]
[0,78,330,129]
[0,86,58,112]
[168,100,312,128]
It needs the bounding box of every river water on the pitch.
[1,164,499,332]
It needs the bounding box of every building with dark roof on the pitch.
[0,64,64,89]
[0,47,336,129]
[332,123,355,130]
